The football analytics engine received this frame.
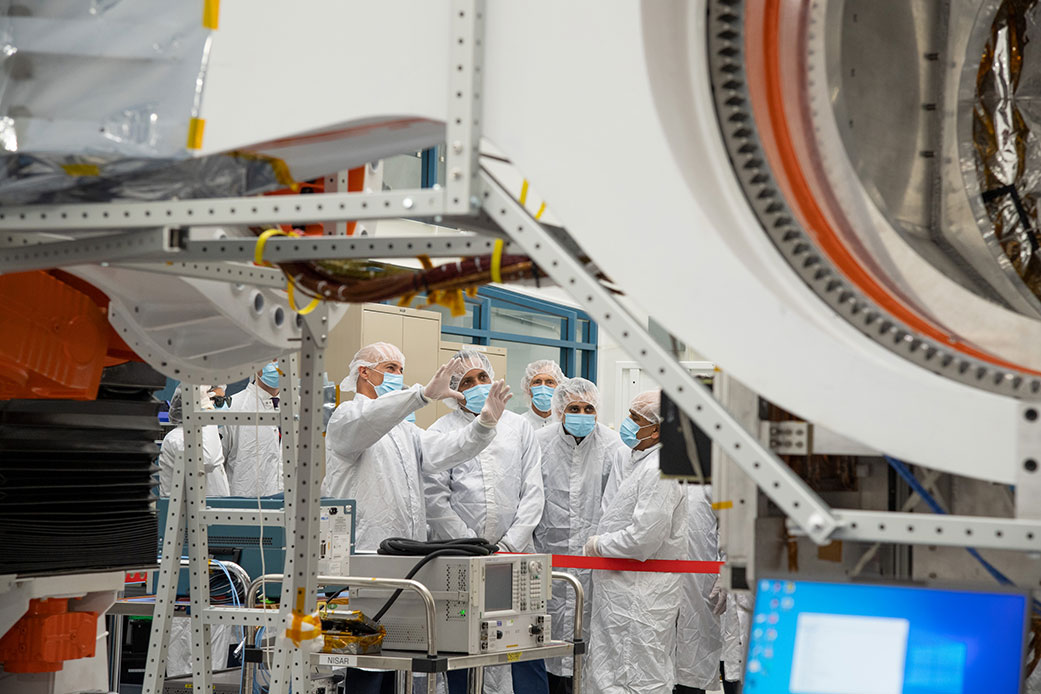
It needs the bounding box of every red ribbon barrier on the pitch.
[551,555,723,574]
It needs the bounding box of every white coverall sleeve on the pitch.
[499,427,545,552]
[417,419,497,474]
[326,386,427,458]
[423,468,478,540]
[596,472,680,561]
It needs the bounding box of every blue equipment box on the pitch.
[155,497,355,598]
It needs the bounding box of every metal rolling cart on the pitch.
[243,571,586,694]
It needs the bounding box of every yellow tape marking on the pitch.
[519,179,530,206]
[535,202,547,220]
[506,652,522,662]
[61,163,100,177]
[711,501,734,510]
[186,118,206,150]
[203,0,220,29]
[490,239,504,284]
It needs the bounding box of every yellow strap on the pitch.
[711,501,734,510]
[287,276,321,315]
[254,228,289,267]
[416,254,435,271]
[535,202,547,220]
[397,292,417,308]
[519,179,530,206]
[490,239,504,284]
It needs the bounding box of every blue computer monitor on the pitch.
[743,578,1028,694]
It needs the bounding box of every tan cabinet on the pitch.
[326,303,443,429]
[431,342,508,423]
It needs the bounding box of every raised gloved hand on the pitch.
[476,380,512,427]
[423,359,465,404]
[709,577,727,616]
[582,535,600,557]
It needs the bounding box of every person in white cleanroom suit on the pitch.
[158,384,232,677]
[584,389,688,694]
[673,483,726,694]
[222,361,282,496]
[425,349,547,694]
[520,359,565,430]
[533,378,627,694]
[322,342,512,551]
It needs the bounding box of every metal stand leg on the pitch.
[468,666,484,694]
[183,389,214,693]
[141,423,190,694]
[108,613,124,692]
[269,308,327,692]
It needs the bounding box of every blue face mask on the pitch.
[619,416,643,449]
[531,385,555,412]
[373,371,404,397]
[260,363,280,389]
[463,383,492,414]
[564,413,596,438]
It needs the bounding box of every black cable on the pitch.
[324,537,499,623]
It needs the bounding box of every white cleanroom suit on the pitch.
[533,421,623,678]
[674,484,723,689]
[425,409,544,551]
[323,384,497,551]
[586,446,688,694]
[222,381,282,496]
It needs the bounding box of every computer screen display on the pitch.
[744,579,1028,694]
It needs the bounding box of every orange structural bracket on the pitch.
[0,599,98,673]
[551,555,723,574]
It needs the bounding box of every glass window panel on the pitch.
[488,339,562,413]
[578,318,592,344]
[580,349,596,382]
[489,305,563,341]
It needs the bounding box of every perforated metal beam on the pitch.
[0,228,175,273]
[0,189,447,231]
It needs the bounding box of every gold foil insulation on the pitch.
[973,0,1041,297]
[318,603,386,655]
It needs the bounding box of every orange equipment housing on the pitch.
[0,599,98,673]
[0,270,139,400]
